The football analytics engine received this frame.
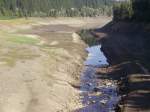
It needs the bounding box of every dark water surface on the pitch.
[76,45,119,112]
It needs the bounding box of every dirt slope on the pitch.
[93,21,150,112]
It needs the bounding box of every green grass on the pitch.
[6,35,40,44]
[0,16,18,20]
[0,47,40,66]
[78,29,97,46]
[0,31,41,66]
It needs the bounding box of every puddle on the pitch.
[76,45,119,112]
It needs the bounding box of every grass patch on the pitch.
[0,16,18,20]
[78,29,98,46]
[0,31,40,45]
[0,48,40,66]
[0,31,41,66]
[0,18,34,25]
[7,35,40,44]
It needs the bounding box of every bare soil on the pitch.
[0,17,111,112]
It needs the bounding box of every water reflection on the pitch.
[84,45,108,67]
[76,45,119,112]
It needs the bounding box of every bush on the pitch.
[113,1,133,21]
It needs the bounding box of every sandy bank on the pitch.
[0,17,111,112]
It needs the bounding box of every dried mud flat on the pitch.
[0,17,111,112]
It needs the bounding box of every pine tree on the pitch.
[0,0,114,17]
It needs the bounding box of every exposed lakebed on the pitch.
[77,45,119,112]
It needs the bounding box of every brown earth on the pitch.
[92,21,150,112]
[0,17,111,112]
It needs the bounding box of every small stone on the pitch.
[106,82,112,86]
[89,91,102,96]
[87,101,91,105]
[114,104,122,112]
[95,92,102,96]
[100,99,108,105]
[91,100,96,103]
[87,83,92,86]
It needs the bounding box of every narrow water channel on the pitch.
[77,45,119,112]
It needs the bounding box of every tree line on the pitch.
[113,0,150,22]
[0,0,114,17]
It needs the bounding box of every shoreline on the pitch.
[91,21,150,112]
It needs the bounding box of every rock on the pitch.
[100,99,108,105]
[87,83,92,86]
[91,100,96,103]
[93,87,99,92]
[95,92,102,96]
[87,100,96,105]
[114,104,122,112]
[87,101,91,105]
[89,91,102,96]
[106,82,112,86]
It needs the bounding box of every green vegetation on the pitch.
[78,30,97,46]
[7,35,40,44]
[113,1,133,21]
[0,31,40,66]
[113,0,150,22]
[0,48,40,66]
[0,0,114,17]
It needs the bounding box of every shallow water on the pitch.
[77,45,119,112]
[84,45,108,67]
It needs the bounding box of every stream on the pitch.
[77,45,119,112]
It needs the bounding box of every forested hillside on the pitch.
[113,0,150,22]
[0,0,114,17]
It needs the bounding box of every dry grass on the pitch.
[0,17,111,112]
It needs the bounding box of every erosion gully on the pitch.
[76,45,120,112]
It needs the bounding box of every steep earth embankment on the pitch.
[92,22,150,112]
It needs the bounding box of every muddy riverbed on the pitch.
[76,45,120,112]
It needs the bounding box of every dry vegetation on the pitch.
[0,17,111,112]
